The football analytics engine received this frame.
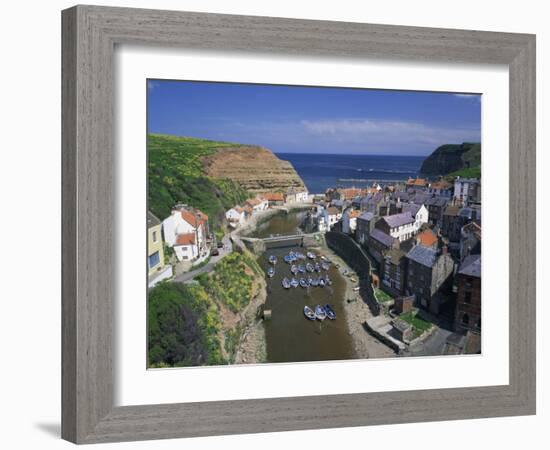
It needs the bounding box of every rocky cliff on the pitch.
[419,142,481,177]
[202,146,306,194]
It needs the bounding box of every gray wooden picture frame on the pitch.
[61,5,536,444]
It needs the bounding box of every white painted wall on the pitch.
[0,1,546,450]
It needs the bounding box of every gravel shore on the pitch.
[315,246,396,360]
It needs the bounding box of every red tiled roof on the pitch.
[349,210,361,219]
[407,178,427,186]
[263,192,284,202]
[417,229,438,247]
[175,233,196,246]
[180,210,207,228]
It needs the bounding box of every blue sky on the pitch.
[147,80,481,156]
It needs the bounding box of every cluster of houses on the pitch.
[225,187,310,229]
[307,176,482,337]
[147,187,311,287]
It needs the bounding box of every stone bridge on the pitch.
[239,232,323,254]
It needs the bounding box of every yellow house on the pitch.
[148,211,172,287]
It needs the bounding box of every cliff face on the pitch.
[419,142,481,176]
[202,146,306,194]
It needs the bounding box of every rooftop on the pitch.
[358,211,375,221]
[459,254,481,278]
[406,245,438,268]
[382,212,415,228]
[417,229,438,247]
[175,232,196,246]
[370,229,395,247]
[147,211,161,228]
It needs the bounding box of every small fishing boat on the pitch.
[306,263,314,273]
[319,277,326,287]
[320,255,329,262]
[299,278,309,288]
[290,265,298,275]
[267,267,275,278]
[314,263,321,272]
[290,278,299,288]
[321,262,330,271]
[283,254,293,264]
[298,264,306,273]
[303,305,316,320]
[314,305,327,321]
[295,252,306,260]
[310,277,319,287]
[268,255,277,265]
[282,277,291,289]
[324,304,336,320]
[307,251,316,259]
[307,277,314,286]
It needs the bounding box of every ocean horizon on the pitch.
[276,152,425,194]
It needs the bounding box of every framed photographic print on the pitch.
[62,5,536,444]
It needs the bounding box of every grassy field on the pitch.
[147,134,250,231]
[446,166,482,179]
[374,288,394,303]
[400,311,433,338]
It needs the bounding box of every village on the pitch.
[147,173,481,358]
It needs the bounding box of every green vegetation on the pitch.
[147,134,249,232]
[374,288,394,304]
[446,166,481,179]
[148,251,262,367]
[148,282,224,367]
[400,311,433,338]
[197,252,262,313]
[419,142,481,177]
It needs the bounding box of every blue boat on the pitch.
[314,305,327,321]
[299,278,308,288]
[290,278,299,288]
[268,255,277,265]
[267,267,275,278]
[324,304,336,320]
[304,305,316,320]
[282,277,291,289]
[310,277,319,287]
[283,255,293,264]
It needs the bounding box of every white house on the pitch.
[454,177,481,204]
[295,189,309,203]
[225,206,246,228]
[341,208,361,235]
[162,205,209,262]
[245,197,269,214]
[376,204,428,242]
[286,187,309,203]
[327,206,342,230]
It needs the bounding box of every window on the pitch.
[152,230,158,243]
[464,291,472,304]
[462,313,470,325]
[148,251,160,269]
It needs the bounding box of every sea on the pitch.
[276,153,425,194]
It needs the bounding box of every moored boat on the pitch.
[298,264,305,273]
[283,254,293,264]
[324,304,336,320]
[267,267,275,278]
[299,278,308,288]
[282,277,291,289]
[268,255,277,265]
[306,263,314,273]
[290,265,298,275]
[295,252,306,260]
[304,305,316,320]
[307,251,316,259]
[319,277,326,287]
[314,263,321,272]
[314,305,327,321]
[290,278,299,288]
[310,277,319,287]
[321,262,330,271]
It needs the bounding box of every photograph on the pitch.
[146,80,482,368]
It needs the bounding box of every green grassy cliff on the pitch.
[147,134,250,231]
[419,142,481,178]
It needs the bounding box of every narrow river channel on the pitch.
[248,211,356,363]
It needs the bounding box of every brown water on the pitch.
[250,212,356,363]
